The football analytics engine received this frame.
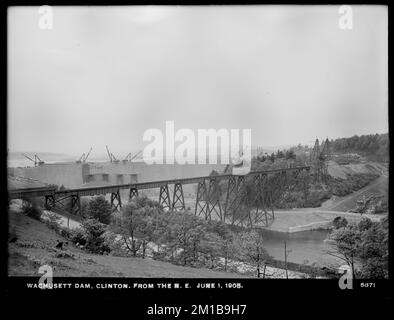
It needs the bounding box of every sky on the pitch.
[8,5,388,156]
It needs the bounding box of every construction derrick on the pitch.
[23,154,44,167]
[310,138,330,183]
[106,145,119,163]
[320,138,331,178]
[76,147,92,163]
[122,150,142,163]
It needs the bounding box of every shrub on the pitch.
[332,216,348,229]
[58,226,72,239]
[84,196,112,224]
[329,174,379,197]
[102,231,125,256]
[69,227,87,246]
[358,218,373,232]
[43,212,62,232]
[81,218,110,254]
[21,200,42,220]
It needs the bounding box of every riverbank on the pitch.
[263,208,384,233]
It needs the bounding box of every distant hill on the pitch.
[330,133,389,163]
[8,151,67,158]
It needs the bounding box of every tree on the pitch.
[165,213,207,266]
[327,217,388,279]
[21,198,42,220]
[285,150,296,160]
[276,150,285,159]
[327,225,360,279]
[136,206,161,258]
[85,196,112,224]
[332,216,348,229]
[205,221,236,271]
[111,196,165,258]
[235,229,271,278]
[357,217,388,278]
[199,232,223,269]
[81,218,109,254]
[111,201,148,257]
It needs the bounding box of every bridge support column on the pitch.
[159,185,171,210]
[111,189,122,212]
[249,174,265,227]
[70,194,81,216]
[256,174,275,228]
[172,183,185,211]
[224,176,245,225]
[129,187,139,201]
[45,194,55,209]
[195,180,208,219]
[206,178,222,221]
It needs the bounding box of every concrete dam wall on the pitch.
[8,161,226,189]
[9,163,85,188]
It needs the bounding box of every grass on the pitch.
[8,210,245,278]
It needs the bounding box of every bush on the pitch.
[69,227,87,246]
[21,200,42,220]
[102,231,125,256]
[58,226,73,239]
[43,212,62,232]
[81,219,110,254]
[84,196,112,224]
[329,174,379,197]
[332,216,348,229]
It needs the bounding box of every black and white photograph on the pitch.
[5,3,390,305]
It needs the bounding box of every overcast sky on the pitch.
[8,5,388,156]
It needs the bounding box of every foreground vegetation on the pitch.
[327,215,388,279]
[16,191,388,279]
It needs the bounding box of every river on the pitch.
[262,229,342,267]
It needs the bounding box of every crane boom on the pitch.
[23,154,36,165]
[130,150,142,161]
[23,154,35,162]
[123,153,131,161]
[35,154,45,165]
[84,147,93,162]
[106,146,113,162]
[111,153,119,162]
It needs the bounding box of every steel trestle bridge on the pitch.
[9,166,310,228]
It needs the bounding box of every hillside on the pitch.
[327,161,387,180]
[8,210,245,278]
[330,133,389,162]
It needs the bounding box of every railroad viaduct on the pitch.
[9,166,310,228]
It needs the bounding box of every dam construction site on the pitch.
[7,138,389,278]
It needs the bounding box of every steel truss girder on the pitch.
[159,185,171,210]
[111,189,122,212]
[172,183,185,211]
